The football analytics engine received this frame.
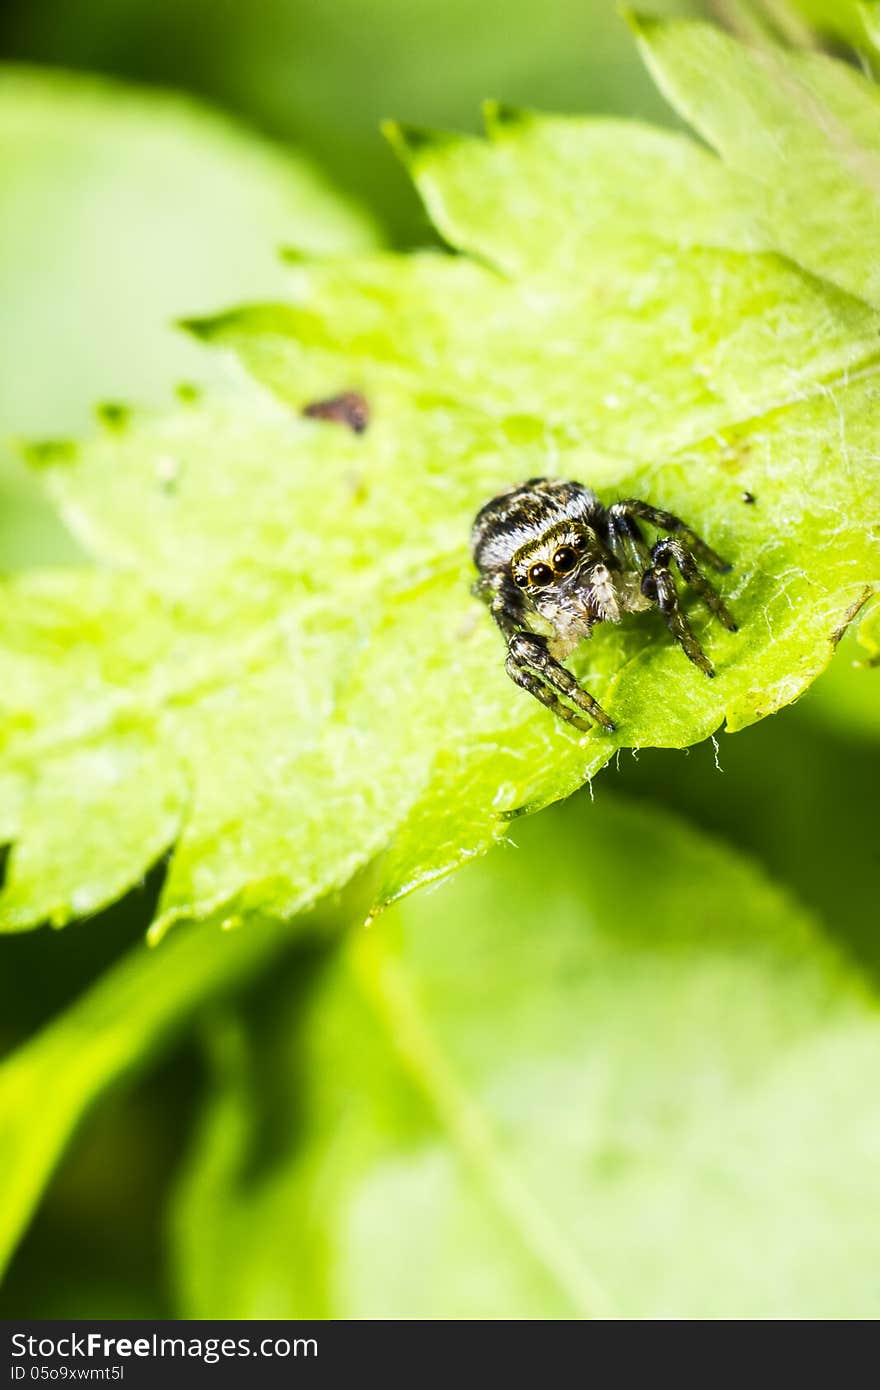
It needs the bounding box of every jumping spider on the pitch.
[471,478,737,733]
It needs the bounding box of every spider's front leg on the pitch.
[503,652,595,732]
[479,575,614,733]
[505,632,615,732]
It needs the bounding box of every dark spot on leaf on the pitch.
[303,391,370,434]
[741,490,756,504]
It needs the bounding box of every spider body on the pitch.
[471,478,736,733]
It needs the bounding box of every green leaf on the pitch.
[0,65,379,571]
[857,595,880,661]
[799,600,880,739]
[171,793,880,1319]
[616,682,880,980]
[3,0,691,245]
[2,30,879,939]
[381,104,767,270]
[0,65,377,440]
[0,910,301,1281]
[789,0,878,50]
[632,14,880,306]
[862,2,880,55]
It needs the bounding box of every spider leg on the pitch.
[652,537,737,632]
[504,656,594,732]
[604,502,652,571]
[478,573,613,731]
[640,565,715,677]
[484,578,524,643]
[610,499,730,572]
[507,632,615,731]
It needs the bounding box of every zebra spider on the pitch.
[471,478,736,732]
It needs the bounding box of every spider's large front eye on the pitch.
[553,546,578,573]
[528,563,553,587]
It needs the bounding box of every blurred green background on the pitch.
[0,0,878,1319]
[0,0,701,246]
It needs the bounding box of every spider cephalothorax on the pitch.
[471,478,736,732]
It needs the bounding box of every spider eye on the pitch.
[513,572,528,588]
[528,563,553,587]
[553,546,578,573]
[571,533,587,550]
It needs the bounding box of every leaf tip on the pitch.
[482,99,531,135]
[179,312,232,344]
[146,916,169,947]
[620,6,669,56]
[382,119,457,166]
[620,6,656,35]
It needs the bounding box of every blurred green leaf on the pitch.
[0,0,700,243]
[0,65,378,570]
[1,1072,198,1319]
[0,65,377,436]
[2,28,879,939]
[633,13,880,305]
[171,793,880,1319]
[615,682,880,980]
[862,1,880,52]
[0,910,298,1281]
[789,0,878,49]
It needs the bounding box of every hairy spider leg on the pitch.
[640,564,715,677]
[507,632,615,731]
[610,499,731,572]
[651,538,738,632]
[484,577,524,641]
[483,582,614,730]
[603,503,653,571]
[504,657,595,732]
